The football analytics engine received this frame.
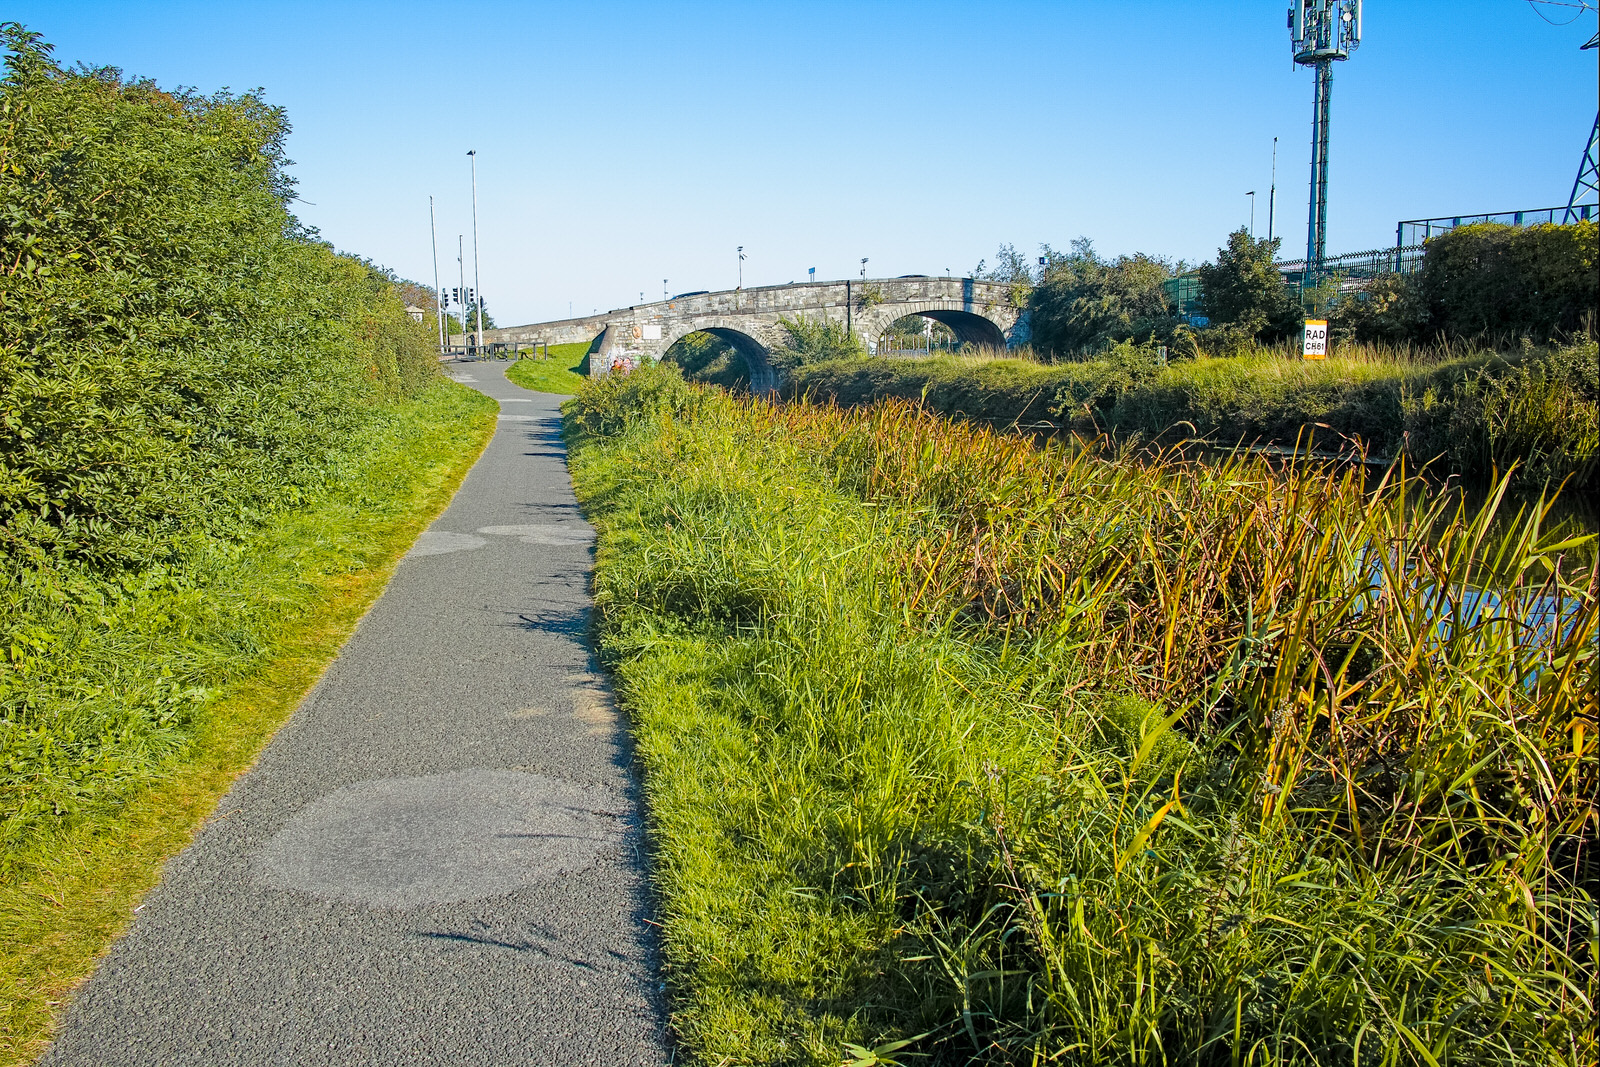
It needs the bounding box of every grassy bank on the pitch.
[790,341,1600,489]
[568,364,1596,1066]
[0,379,496,1064]
[504,341,591,394]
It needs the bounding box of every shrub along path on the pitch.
[40,365,667,1066]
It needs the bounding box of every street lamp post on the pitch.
[468,150,484,349]
[737,246,745,289]
[456,234,467,353]
[860,257,868,279]
[429,196,445,353]
[1247,191,1256,237]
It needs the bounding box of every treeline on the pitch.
[1001,222,1596,360]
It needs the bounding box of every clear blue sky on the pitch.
[10,1,1597,326]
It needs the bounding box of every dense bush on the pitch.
[1336,222,1597,344]
[0,25,438,573]
[1197,228,1301,346]
[1419,221,1597,337]
[768,314,863,371]
[1025,238,1180,359]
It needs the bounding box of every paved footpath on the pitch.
[44,365,669,1066]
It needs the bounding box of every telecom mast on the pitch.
[1289,1,1362,280]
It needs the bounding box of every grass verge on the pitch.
[504,341,592,394]
[0,380,497,1065]
[568,364,1596,1066]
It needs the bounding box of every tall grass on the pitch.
[568,364,1597,1065]
[789,340,1600,489]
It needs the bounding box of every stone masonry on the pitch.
[452,276,1027,393]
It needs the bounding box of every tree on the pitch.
[973,242,1034,285]
[768,315,863,371]
[1027,238,1178,359]
[464,299,495,333]
[1197,229,1297,341]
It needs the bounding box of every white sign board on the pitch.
[1302,319,1328,360]
[642,324,662,340]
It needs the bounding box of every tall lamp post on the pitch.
[429,196,445,353]
[468,150,484,348]
[456,234,467,351]
[1247,191,1256,237]
[737,246,745,289]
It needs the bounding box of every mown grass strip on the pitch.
[504,341,592,395]
[0,380,496,1066]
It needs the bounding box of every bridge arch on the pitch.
[861,304,1008,350]
[661,322,779,394]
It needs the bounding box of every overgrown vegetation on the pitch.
[568,362,1596,1066]
[769,315,864,371]
[791,340,1600,489]
[0,26,498,1056]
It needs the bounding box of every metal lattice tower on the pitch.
[1564,30,1599,223]
[1290,1,1362,280]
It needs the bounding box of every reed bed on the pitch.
[566,364,1597,1066]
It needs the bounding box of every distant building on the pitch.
[404,304,427,323]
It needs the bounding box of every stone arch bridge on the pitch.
[459,276,1027,393]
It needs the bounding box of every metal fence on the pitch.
[1275,244,1425,286]
[1396,204,1597,247]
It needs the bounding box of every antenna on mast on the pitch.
[1289,1,1362,282]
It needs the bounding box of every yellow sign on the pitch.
[1302,319,1329,360]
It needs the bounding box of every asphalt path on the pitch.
[44,364,669,1066]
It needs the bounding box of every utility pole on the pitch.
[468,150,484,348]
[429,196,445,354]
[1290,1,1362,282]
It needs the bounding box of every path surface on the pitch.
[44,365,669,1066]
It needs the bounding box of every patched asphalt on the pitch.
[43,364,669,1066]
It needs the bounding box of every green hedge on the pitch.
[1335,222,1597,344]
[0,26,438,573]
[0,26,447,851]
